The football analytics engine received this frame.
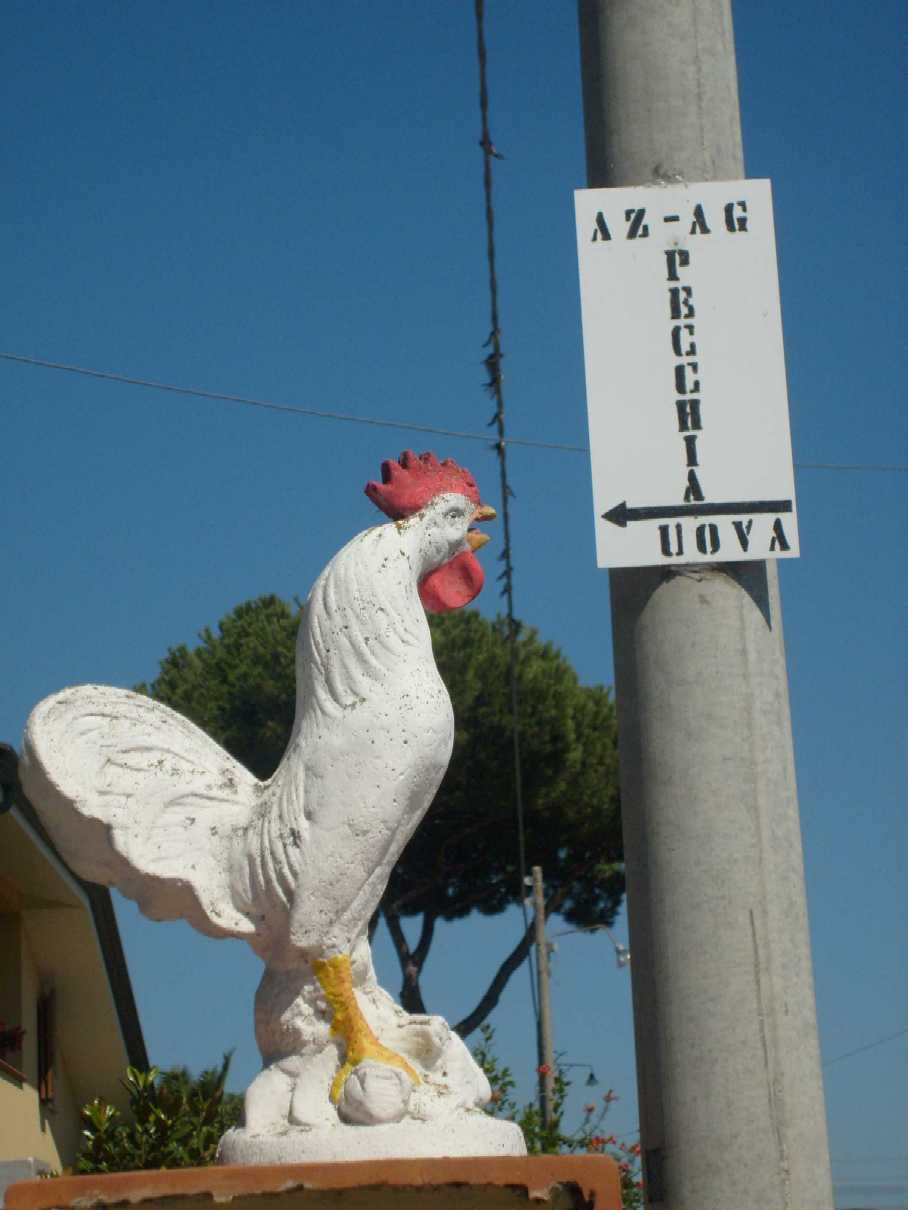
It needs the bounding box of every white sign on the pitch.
[574,179,799,569]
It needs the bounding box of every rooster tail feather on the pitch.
[20,685,261,941]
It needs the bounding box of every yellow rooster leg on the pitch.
[313,953,420,1104]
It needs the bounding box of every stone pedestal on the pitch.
[6,1157,621,1210]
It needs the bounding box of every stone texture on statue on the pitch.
[19,453,523,1163]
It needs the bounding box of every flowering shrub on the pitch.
[473,1025,643,1210]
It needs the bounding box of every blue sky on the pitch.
[2,3,905,1205]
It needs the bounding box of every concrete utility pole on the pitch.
[576,4,833,1209]
[532,866,556,1129]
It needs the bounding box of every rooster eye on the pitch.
[446,508,463,522]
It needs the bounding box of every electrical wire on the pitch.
[796,462,908,473]
[823,1024,908,1069]
[583,1027,908,1145]
[569,1032,908,1149]
[0,351,503,445]
[2,351,905,474]
[473,0,539,1029]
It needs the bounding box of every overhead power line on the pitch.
[0,350,585,453]
[823,1024,908,1069]
[1,350,906,474]
[796,462,908,473]
[473,0,538,1030]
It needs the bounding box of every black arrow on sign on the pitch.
[603,498,793,528]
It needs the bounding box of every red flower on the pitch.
[536,1064,551,1075]
[603,1088,619,1103]
[583,1103,596,1114]
[589,1135,606,1147]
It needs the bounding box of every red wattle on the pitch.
[418,550,485,613]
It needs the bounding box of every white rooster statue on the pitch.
[20,451,526,1162]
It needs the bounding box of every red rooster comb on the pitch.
[365,450,481,520]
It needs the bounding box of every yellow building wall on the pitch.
[0,921,83,1171]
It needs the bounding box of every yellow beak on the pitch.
[467,503,496,550]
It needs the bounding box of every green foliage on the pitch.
[472,1025,643,1210]
[76,1056,243,1172]
[136,595,299,780]
[139,596,624,1032]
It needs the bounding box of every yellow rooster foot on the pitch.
[313,953,420,1110]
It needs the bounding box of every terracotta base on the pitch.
[6,1156,621,1210]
